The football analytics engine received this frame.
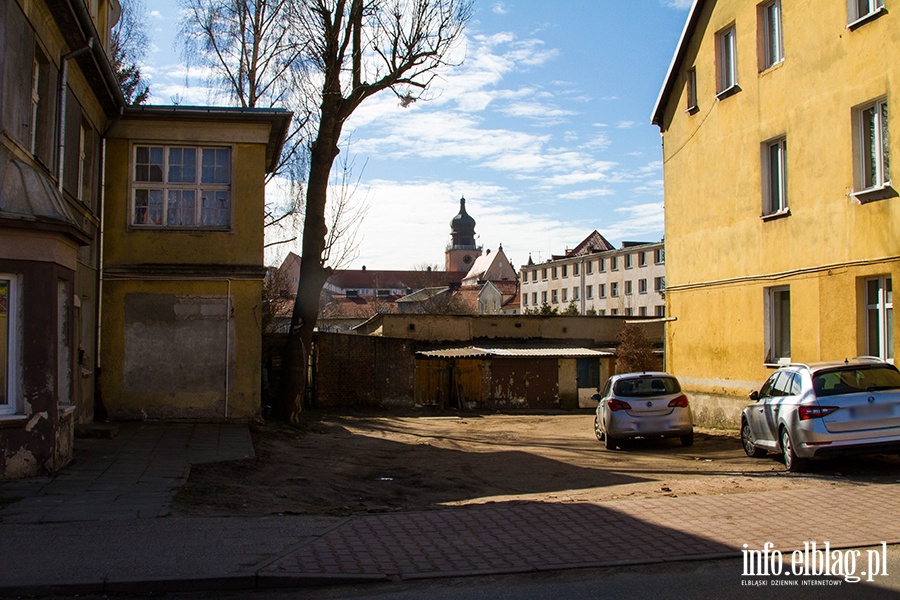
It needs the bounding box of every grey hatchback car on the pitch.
[741,357,900,471]
[593,372,694,450]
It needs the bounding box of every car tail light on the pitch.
[798,405,838,420]
[608,398,632,411]
[668,394,689,408]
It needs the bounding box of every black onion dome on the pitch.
[450,196,476,234]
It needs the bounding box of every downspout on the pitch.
[225,279,232,419]
[57,38,95,193]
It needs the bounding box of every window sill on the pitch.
[0,414,29,428]
[759,60,784,76]
[685,104,699,115]
[850,184,897,204]
[716,84,742,101]
[129,226,233,233]
[761,208,791,221]
[847,7,887,31]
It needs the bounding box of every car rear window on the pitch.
[813,365,900,397]
[613,376,681,397]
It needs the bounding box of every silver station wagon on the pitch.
[741,358,900,471]
[593,372,694,450]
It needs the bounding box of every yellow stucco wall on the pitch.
[658,0,900,425]
[101,118,271,421]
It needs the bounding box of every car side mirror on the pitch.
[749,391,759,401]
[591,393,601,401]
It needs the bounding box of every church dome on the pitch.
[450,196,476,235]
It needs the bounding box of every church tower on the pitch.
[445,196,483,271]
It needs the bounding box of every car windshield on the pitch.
[813,365,900,397]
[613,376,681,397]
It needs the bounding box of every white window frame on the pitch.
[0,274,19,416]
[552,289,559,304]
[761,0,784,70]
[586,285,593,300]
[639,279,648,294]
[656,306,666,317]
[625,281,633,296]
[866,276,893,362]
[532,292,538,305]
[762,136,788,217]
[131,144,233,229]
[30,58,40,155]
[599,284,606,299]
[716,25,739,97]
[847,0,885,28]
[586,261,594,275]
[655,248,665,264]
[541,291,548,304]
[765,286,791,364]
[625,254,633,269]
[852,98,890,198]
[611,256,619,271]
[655,277,666,292]
[573,287,580,301]
[611,282,620,298]
[562,288,568,303]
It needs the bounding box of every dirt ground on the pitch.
[172,411,900,517]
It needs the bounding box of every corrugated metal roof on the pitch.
[417,346,614,359]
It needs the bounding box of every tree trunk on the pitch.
[279,104,342,422]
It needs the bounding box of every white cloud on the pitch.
[661,0,694,9]
[491,2,509,15]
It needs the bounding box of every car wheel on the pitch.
[604,434,618,450]
[780,428,809,472]
[593,414,605,441]
[680,431,694,447]
[741,419,767,458]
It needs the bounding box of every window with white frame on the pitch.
[552,267,558,279]
[574,263,580,276]
[599,284,606,298]
[854,98,890,194]
[655,248,665,264]
[639,252,647,267]
[763,136,788,215]
[586,285,593,299]
[552,289,558,304]
[586,261,594,275]
[686,66,698,113]
[562,289,568,303]
[132,145,232,228]
[532,292,538,305]
[716,25,739,95]
[562,265,568,278]
[639,279,648,294]
[599,309,606,316]
[866,276,893,361]
[573,287,580,301]
[541,291,547,304]
[655,276,666,292]
[656,305,666,317]
[766,286,791,363]
[760,1,784,70]
[522,294,528,306]
[531,270,537,282]
[541,268,547,280]
[0,275,18,415]
[639,307,648,316]
[611,308,619,316]
[599,258,606,272]
[611,256,619,271]
[625,254,633,269]
[625,308,633,316]
[611,282,620,297]
[625,281,633,296]
[848,0,885,26]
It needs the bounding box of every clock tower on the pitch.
[445,196,482,272]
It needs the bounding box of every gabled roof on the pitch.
[463,246,517,285]
[651,0,704,128]
[567,230,614,257]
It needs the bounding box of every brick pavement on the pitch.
[261,485,900,583]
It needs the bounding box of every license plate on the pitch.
[850,404,894,419]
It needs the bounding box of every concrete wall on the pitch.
[364,314,664,347]
[657,0,900,427]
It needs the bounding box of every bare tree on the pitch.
[281,0,473,421]
[178,0,313,241]
[110,0,151,104]
[615,323,656,374]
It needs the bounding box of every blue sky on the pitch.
[141,0,693,270]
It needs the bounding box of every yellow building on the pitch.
[101,107,290,421]
[652,0,898,426]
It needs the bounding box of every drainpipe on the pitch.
[57,38,94,193]
[225,279,232,419]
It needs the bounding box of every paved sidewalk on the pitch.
[1,423,899,595]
